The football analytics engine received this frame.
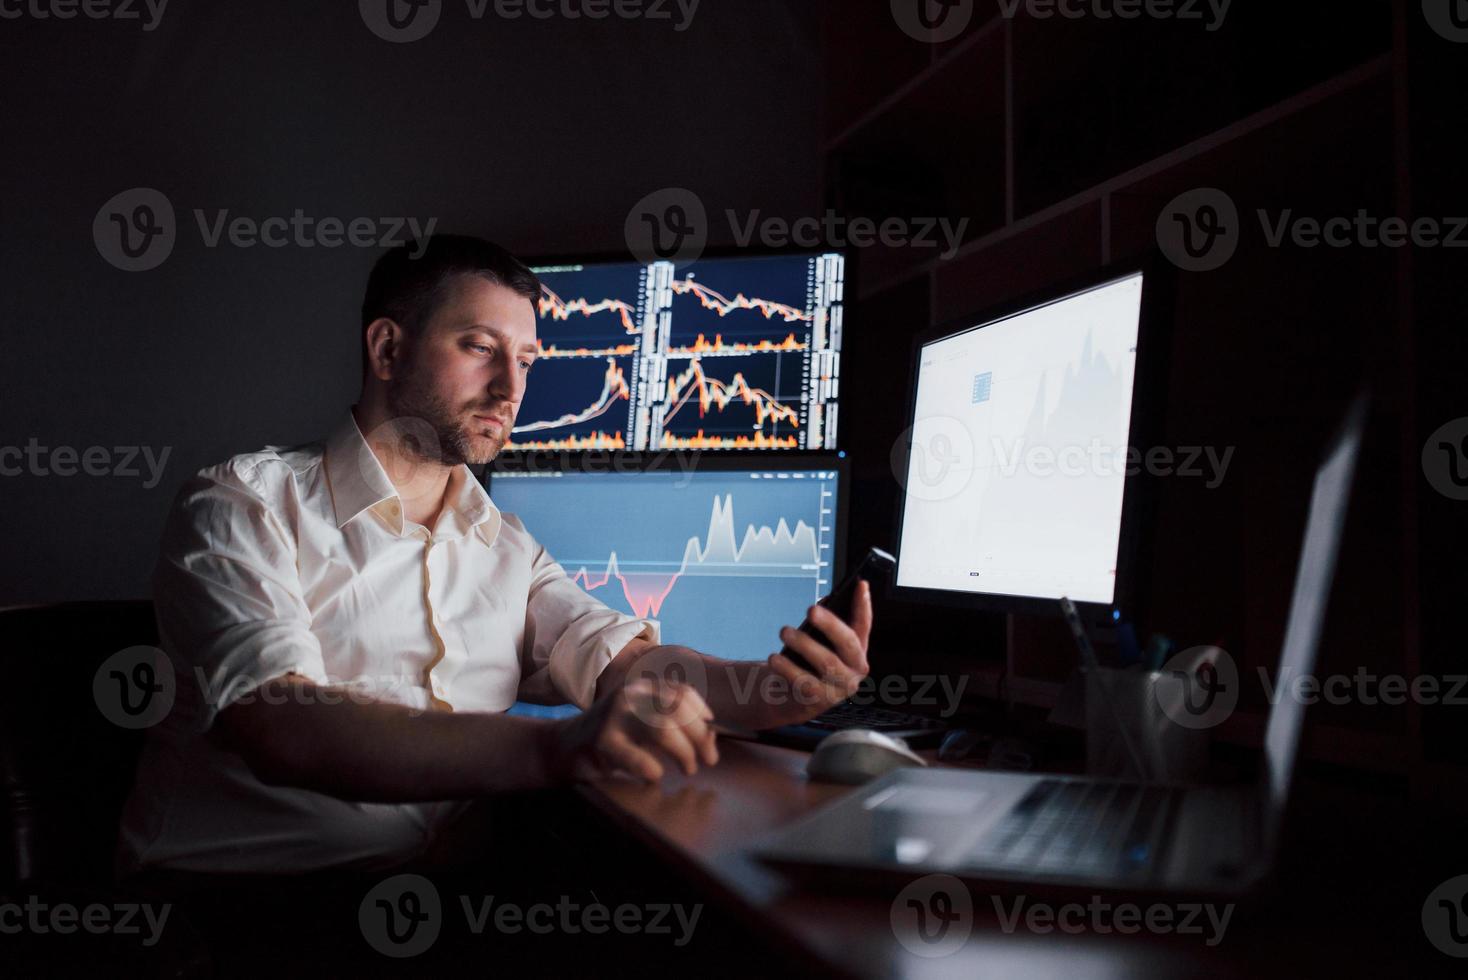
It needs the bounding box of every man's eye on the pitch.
[468,344,492,355]
[520,361,534,371]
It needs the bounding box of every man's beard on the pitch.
[384,365,508,467]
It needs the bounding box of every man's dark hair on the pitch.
[360,234,541,371]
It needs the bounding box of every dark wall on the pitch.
[0,0,823,603]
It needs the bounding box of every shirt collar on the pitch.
[325,412,397,529]
[324,412,499,539]
[437,465,497,540]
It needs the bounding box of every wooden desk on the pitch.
[579,738,1415,980]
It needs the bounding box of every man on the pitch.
[117,234,872,876]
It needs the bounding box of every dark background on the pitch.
[0,0,824,602]
[1,2,1463,782]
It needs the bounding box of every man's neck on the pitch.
[352,404,454,530]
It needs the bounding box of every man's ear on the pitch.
[363,317,406,381]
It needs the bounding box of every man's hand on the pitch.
[608,581,876,733]
[594,580,875,737]
[551,677,719,784]
[760,578,874,727]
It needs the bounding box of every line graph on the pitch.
[532,264,650,362]
[662,357,800,429]
[569,495,819,617]
[667,257,815,347]
[490,468,840,660]
[656,353,806,450]
[538,285,641,337]
[536,341,640,358]
[506,357,632,451]
[670,276,811,327]
[513,358,629,432]
[515,252,845,451]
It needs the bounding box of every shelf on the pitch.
[821,4,1448,795]
[826,13,1006,151]
[826,23,1008,288]
[855,53,1393,300]
[1008,4,1393,215]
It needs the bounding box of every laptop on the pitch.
[753,394,1367,898]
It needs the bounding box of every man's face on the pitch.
[385,273,539,466]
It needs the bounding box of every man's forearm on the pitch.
[700,657,797,731]
[216,675,566,803]
[598,639,806,731]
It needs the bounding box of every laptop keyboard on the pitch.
[963,779,1177,880]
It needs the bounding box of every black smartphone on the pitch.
[778,546,895,675]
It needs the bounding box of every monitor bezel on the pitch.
[512,244,853,455]
[887,257,1174,623]
[483,450,853,585]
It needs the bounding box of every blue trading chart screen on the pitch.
[489,466,842,664]
[510,252,845,451]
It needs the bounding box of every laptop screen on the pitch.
[1261,395,1366,824]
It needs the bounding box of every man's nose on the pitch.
[489,350,527,404]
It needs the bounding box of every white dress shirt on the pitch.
[116,413,659,874]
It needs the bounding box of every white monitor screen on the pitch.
[895,272,1144,605]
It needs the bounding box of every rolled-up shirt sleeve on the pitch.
[517,531,661,710]
[155,459,330,733]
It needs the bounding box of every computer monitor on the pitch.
[510,250,846,452]
[891,265,1168,618]
[487,454,848,668]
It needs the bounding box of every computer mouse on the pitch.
[806,729,928,785]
